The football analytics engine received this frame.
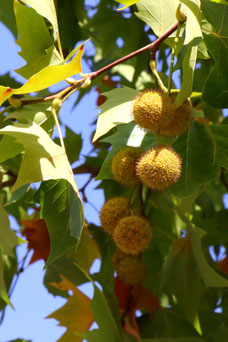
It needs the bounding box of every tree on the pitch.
[0,0,228,341]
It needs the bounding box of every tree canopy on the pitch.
[0,0,228,341]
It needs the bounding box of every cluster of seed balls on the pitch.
[99,196,151,285]
[99,89,193,285]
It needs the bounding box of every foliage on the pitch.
[0,0,228,341]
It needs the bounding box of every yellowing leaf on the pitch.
[20,0,59,40]
[0,43,85,106]
[0,121,78,194]
[47,276,93,342]
[115,0,141,10]
[180,0,202,45]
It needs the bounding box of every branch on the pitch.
[72,164,100,176]
[19,21,179,106]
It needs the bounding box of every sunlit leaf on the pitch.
[175,45,198,107]
[135,0,179,38]
[180,0,202,45]
[0,121,78,193]
[115,0,141,10]
[0,43,85,107]
[93,87,138,142]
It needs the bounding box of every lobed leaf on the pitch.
[0,42,85,107]
[93,87,138,142]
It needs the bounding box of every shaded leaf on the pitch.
[39,179,84,266]
[0,194,23,257]
[21,215,50,264]
[0,0,17,37]
[201,0,228,108]
[171,122,220,197]
[0,43,85,106]
[0,135,23,164]
[0,252,12,307]
[47,276,93,342]
[142,338,207,342]
[93,87,138,142]
[14,0,61,79]
[161,235,203,323]
[20,0,59,40]
[210,125,228,169]
[190,226,228,287]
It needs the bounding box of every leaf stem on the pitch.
[167,23,182,95]
[51,103,66,152]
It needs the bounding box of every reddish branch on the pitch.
[20,21,179,106]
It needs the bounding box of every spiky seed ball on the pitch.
[136,145,182,191]
[111,147,141,186]
[112,249,129,269]
[99,197,132,234]
[117,256,146,285]
[160,99,193,137]
[113,216,152,255]
[132,89,176,135]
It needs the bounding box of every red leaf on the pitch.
[21,216,50,264]
[218,255,228,276]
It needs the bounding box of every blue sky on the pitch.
[0,20,103,342]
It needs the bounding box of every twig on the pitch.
[18,21,179,107]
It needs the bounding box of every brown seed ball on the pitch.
[113,216,152,255]
[111,147,141,186]
[117,256,146,285]
[160,99,193,137]
[136,145,182,191]
[99,197,132,234]
[132,89,176,135]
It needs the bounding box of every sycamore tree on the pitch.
[1,0,228,341]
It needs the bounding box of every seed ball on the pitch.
[99,197,132,234]
[112,249,129,269]
[160,98,193,137]
[113,216,152,255]
[117,256,146,285]
[136,145,182,191]
[111,147,141,186]
[132,89,176,135]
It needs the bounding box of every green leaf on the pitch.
[175,45,198,107]
[190,226,228,287]
[0,252,12,307]
[210,125,228,169]
[14,0,62,79]
[180,0,202,45]
[96,122,156,180]
[0,121,79,193]
[135,0,179,37]
[20,0,59,41]
[201,0,228,108]
[161,235,203,324]
[0,135,23,164]
[81,284,123,342]
[0,194,23,257]
[0,0,17,37]
[0,252,17,311]
[170,122,220,197]
[39,179,84,267]
[0,42,85,106]
[93,87,138,142]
